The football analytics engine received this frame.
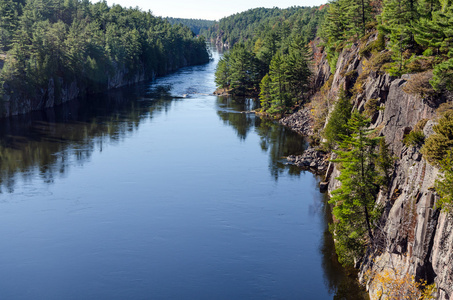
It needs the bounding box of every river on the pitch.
[0,47,367,299]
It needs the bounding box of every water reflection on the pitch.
[0,46,369,299]
[0,85,309,193]
[319,192,370,299]
[216,95,307,180]
[0,84,176,194]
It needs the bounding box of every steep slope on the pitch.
[304,33,453,299]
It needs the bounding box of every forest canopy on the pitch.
[166,17,215,35]
[209,6,327,116]
[0,0,209,105]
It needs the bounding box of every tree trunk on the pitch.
[364,206,374,241]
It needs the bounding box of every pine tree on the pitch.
[431,58,453,91]
[379,0,420,74]
[229,44,259,95]
[284,39,312,105]
[323,88,353,148]
[345,0,373,38]
[268,52,289,114]
[329,112,380,265]
[259,73,272,110]
[377,138,394,187]
[214,53,231,89]
[320,0,347,72]
[0,0,20,51]
[422,111,453,162]
[414,5,453,56]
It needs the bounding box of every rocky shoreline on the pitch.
[279,107,314,136]
[286,148,328,174]
[279,107,331,192]
[212,89,329,185]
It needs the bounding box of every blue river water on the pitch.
[0,47,367,299]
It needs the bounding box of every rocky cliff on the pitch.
[286,34,453,299]
[0,58,193,118]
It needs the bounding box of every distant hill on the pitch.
[203,6,326,48]
[166,18,216,35]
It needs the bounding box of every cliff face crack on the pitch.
[385,114,396,127]
[417,208,440,284]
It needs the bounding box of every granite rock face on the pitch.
[327,39,452,299]
[0,58,188,118]
[285,33,453,298]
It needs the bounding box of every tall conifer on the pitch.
[329,113,380,265]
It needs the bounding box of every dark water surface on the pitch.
[0,48,367,299]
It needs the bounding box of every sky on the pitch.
[102,0,327,20]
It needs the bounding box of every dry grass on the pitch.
[402,71,436,98]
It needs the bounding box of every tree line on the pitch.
[166,17,215,35]
[320,0,453,91]
[203,6,324,48]
[212,6,326,116]
[0,0,209,104]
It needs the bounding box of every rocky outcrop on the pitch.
[1,78,80,117]
[107,63,149,90]
[0,57,196,118]
[279,107,314,136]
[284,32,453,299]
[211,33,231,50]
[287,147,328,174]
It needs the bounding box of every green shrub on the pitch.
[370,51,393,72]
[359,33,386,58]
[364,98,380,118]
[435,150,453,212]
[430,58,453,91]
[405,55,436,73]
[422,111,453,163]
[436,102,453,116]
[404,130,425,147]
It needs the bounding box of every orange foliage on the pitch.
[366,269,436,300]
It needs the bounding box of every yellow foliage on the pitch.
[366,269,436,300]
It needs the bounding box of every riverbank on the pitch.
[279,107,331,193]
[0,2,209,118]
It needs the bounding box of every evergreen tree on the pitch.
[284,39,312,105]
[346,0,373,37]
[414,5,453,56]
[0,0,20,51]
[268,52,289,114]
[320,0,347,72]
[431,58,453,91]
[377,138,394,187]
[323,88,353,148]
[228,44,259,95]
[422,111,453,162]
[329,113,380,266]
[259,73,271,110]
[214,53,231,89]
[379,0,420,74]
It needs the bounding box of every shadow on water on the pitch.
[215,94,369,299]
[0,46,369,298]
[319,192,370,300]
